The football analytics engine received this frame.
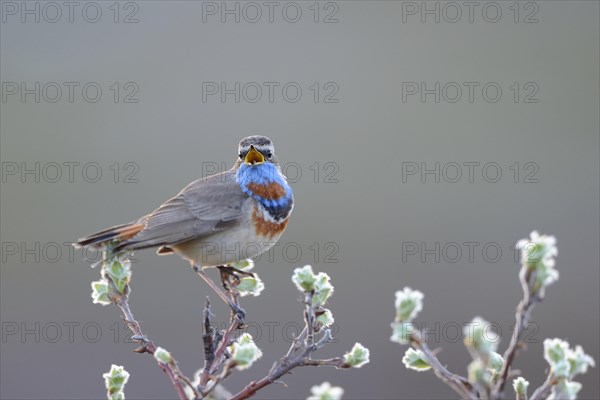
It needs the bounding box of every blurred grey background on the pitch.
[1,1,598,399]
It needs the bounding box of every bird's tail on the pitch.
[73,222,144,249]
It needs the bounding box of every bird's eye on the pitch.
[266,152,272,158]
[239,153,244,159]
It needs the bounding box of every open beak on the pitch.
[244,145,265,165]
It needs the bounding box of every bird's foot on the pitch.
[217,265,254,291]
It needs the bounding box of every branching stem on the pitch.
[409,332,475,399]
[228,291,341,400]
[113,293,195,400]
[492,268,542,399]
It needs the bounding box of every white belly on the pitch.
[171,223,285,267]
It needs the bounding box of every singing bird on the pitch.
[74,136,294,318]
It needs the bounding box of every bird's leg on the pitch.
[217,265,254,291]
[191,264,246,322]
[218,267,234,291]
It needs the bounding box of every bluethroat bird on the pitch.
[74,136,294,319]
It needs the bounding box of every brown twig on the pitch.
[283,326,307,361]
[202,315,243,393]
[409,331,476,399]
[304,291,315,347]
[112,292,195,400]
[200,298,216,391]
[229,336,341,400]
[228,291,342,400]
[200,272,245,396]
[99,256,355,399]
[529,374,557,400]
[492,268,542,399]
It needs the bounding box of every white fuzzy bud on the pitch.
[343,343,370,368]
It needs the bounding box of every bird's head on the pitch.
[235,135,279,168]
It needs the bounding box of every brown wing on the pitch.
[74,170,247,252]
[116,170,247,251]
[100,170,245,252]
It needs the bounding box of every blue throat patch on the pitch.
[236,162,293,220]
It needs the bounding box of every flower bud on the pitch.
[103,364,130,400]
[236,275,265,297]
[488,351,504,374]
[402,348,431,371]
[464,317,499,357]
[313,272,334,307]
[512,377,529,400]
[230,259,254,271]
[343,343,370,368]
[468,359,492,388]
[394,287,424,322]
[308,382,344,400]
[544,338,570,378]
[229,333,263,370]
[153,347,172,364]
[516,231,559,296]
[104,259,132,293]
[292,265,317,292]
[390,322,417,345]
[566,345,595,378]
[315,308,334,330]
[548,380,582,400]
[91,280,111,306]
